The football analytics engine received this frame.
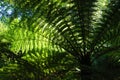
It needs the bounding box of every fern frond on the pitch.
[91,0,120,57]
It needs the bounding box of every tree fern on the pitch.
[1,0,120,80]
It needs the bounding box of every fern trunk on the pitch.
[80,54,92,80]
[81,67,91,80]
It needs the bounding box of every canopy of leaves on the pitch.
[0,0,120,80]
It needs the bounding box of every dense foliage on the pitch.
[0,0,120,80]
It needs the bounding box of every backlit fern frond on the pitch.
[2,0,120,80]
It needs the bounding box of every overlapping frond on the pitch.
[1,0,120,79]
[0,21,79,79]
[6,0,98,58]
[91,0,120,59]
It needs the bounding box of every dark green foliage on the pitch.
[0,0,120,80]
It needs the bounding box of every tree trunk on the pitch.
[81,66,91,80]
[80,54,92,80]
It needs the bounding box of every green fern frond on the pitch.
[1,0,120,79]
